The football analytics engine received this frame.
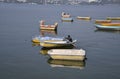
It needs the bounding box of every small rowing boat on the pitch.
[77,16,91,20]
[95,23,120,30]
[40,40,77,48]
[48,49,86,61]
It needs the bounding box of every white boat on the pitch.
[40,40,77,48]
[48,49,86,61]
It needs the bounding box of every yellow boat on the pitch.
[95,20,111,24]
[77,16,91,20]
[40,40,77,48]
[106,17,120,20]
[48,59,85,69]
[95,23,120,30]
[101,23,120,26]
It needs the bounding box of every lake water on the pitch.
[0,3,120,79]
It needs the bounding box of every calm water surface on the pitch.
[0,3,120,79]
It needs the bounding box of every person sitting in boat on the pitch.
[64,35,73,42]
[61,12,71,18]
[40,20,45,25]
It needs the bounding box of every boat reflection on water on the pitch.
[94,29,120,33]
[40,46,74,55]
[40,29,57,36]
[47,58,86,69]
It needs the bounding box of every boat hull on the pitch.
[32,38,40,43]
[48,49,86,61]
[49,55,85,61]
[40,26,57,30]
[77,16,91,20]
[40,41,73,48]
[95,24,120,30]
[95,20,111,24]
[61,17,73,22]
[40,40,76,48]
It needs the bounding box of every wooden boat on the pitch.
[61,17,73,22]
[40,40,77,48]
[95,23,120,30]
[106,17,120,20]
[48,49,86,61]
[32,36,63,43]
[40,20,58,30]
[61,12,71,18]
[95,20,112,24]
[77,16,91,20]
[48,59,85,69]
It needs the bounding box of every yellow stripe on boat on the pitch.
[101,23,120,26]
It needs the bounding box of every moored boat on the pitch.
[95,20,112,24]
[77,16,91,20]
[106,17,120,20]
[95,23,120,30]
[47,49,86,61]
[40,40,77,48]
[40,20,58,30]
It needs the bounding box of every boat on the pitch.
[61,12,71,18]
[32,36,63,43]
[61,17,73,22]
[48,59,85,69]
[40,46,74,55]
[40,40,77,48]
[40,20,58,30]
[95,23,120,30]
[106,17,120,20]
[61,12,73,22]
[95,20,112,24]
[77,16,91,20]
[47,49,86,61]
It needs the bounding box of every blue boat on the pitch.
[95,24,120,30]
[61,17,73,22]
